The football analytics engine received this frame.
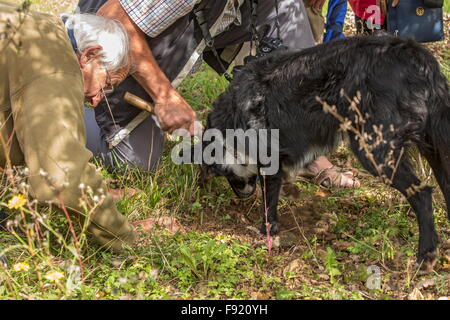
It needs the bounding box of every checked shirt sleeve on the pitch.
[119,0,202,38]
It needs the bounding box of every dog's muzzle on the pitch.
[227,178,256,199]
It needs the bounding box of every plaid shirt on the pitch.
[119,0,202,38]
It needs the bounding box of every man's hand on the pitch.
[391,0,400,7]
[154,89,198,135]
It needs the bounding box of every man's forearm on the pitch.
[97,0,198,135]
[97,0,175,103]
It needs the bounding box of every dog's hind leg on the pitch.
[419,146,450,221]
[349,139,439,271]
[426,86,450,220]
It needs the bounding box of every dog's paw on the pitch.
[259,221,279,236]
[416,250,438,274]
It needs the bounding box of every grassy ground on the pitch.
[0,0,450,300]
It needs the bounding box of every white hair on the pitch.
[61,13,130,72]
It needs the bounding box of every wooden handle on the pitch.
[124,92,154,114]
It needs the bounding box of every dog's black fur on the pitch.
[203,35,450,269]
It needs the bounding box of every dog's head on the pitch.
[196,77,267,199]
[178,135,258,199]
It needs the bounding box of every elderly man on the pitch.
[0,3,169,252]
[79,0,360,188]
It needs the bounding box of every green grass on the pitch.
[1,0,450,301]
[3,92,449,299]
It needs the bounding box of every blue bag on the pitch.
[387,0,444,43]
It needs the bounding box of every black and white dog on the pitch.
[202,35,450,270]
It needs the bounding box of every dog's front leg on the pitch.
[259,173,283,236]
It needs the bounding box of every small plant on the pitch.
[157,232,265,298]
[324,247,341,284]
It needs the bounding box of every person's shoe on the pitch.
[312,166,361,188]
